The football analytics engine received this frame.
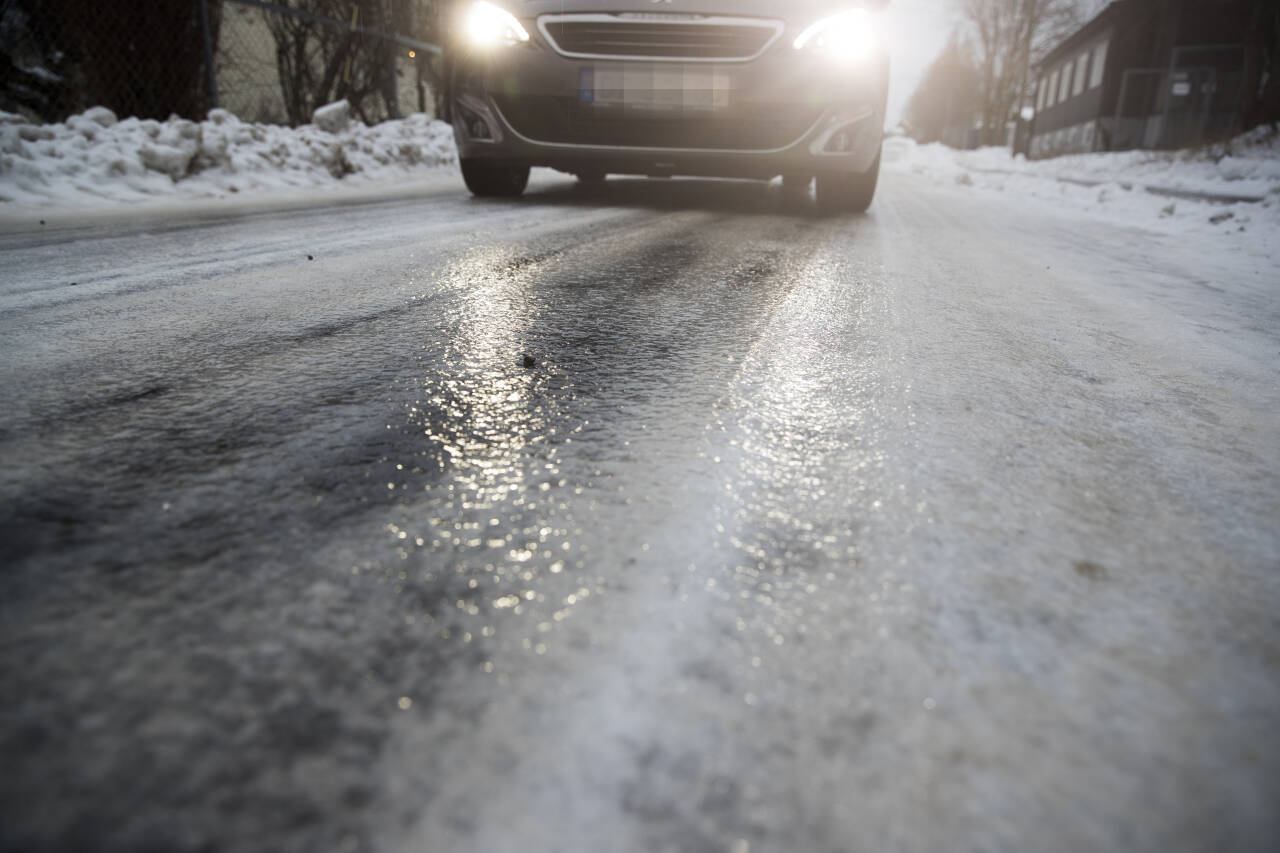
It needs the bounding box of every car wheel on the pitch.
[815,148,880,213]
[460,159,530,198]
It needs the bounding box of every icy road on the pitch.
[1,171,1278,853]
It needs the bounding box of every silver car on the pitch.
[445,1,889,210]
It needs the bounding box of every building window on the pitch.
[1037,77,1047,111]
[1090,40,1108,89]
[1073,52,1088,96]
[1047,70,1059,107]
[1059,60,1072,101]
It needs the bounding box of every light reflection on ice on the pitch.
[360,241,614,670]
[364,215,943,852]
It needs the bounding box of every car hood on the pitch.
[511,1,888,25]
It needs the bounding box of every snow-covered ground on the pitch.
[0,101,457,207]
[1,102,1277,265]
[3,102,1279,853]
[882,128,1280,266]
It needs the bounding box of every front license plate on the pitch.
[579,65,732,112]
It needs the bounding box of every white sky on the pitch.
[882,0,958,126]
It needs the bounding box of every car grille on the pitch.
[492,95,821,151]
[538,16,782,62]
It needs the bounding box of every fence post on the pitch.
[199,0,219,110]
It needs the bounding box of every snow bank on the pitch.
[0,102,457,207]
[883,126,1280,264]
[887,126,1280,199]
[3,100,1278,261]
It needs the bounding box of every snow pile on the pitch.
[883,127,1280,262]
[1040,127,1280,199]
[0,102,457,207]
[885,125,1280,199]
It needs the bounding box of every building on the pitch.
[1029,0,1250,158]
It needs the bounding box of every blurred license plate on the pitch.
[579,66,732,112]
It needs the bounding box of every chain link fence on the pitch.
[217,0,443,125]
[1,0,444,126]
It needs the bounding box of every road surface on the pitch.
[2,170,1277,853]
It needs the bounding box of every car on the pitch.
[443,0,890,211]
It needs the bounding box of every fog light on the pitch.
[810,108,873,156]
[458,99,496,140]
[826,130,851,153]
[455,97,499,142]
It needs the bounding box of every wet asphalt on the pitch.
[1,173,1278,853]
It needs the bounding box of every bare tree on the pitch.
[957,0,1088,144]
[267,0,368,125]
[265,0,439,126]
[904,31,982,144]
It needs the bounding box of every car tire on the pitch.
[461,159,530,198]
[815,148,880,213]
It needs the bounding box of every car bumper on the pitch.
[451,40,887,179]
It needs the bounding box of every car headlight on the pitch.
[793,9,880,63]
[463,1,529,47]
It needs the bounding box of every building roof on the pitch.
[1036,0,1131,69]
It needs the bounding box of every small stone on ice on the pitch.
[1074,560,1107,579]
[307,254,314,260]
[522,354,536,368]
